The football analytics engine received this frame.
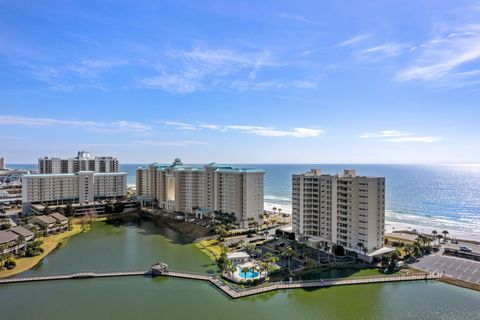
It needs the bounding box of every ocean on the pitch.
[8,163,480,239]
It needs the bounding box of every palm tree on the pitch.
[278,208,282,216]
[442,230,449,241]
[282,246,294,273]
[241,266,250,280]
[357,242,364,256]
[431,230,438,244]
[272,207,277,215]
[436,234,443,244]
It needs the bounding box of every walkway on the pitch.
[0,268,440,299]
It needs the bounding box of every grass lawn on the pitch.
[195,239,222,261]
[0,223,85,279]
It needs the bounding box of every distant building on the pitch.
[22,171,127,214]
[38,151,119,174]
[0,157,5,170]
[292,169,385,255]
[136,159,265,224]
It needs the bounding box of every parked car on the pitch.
[459,246,472,252]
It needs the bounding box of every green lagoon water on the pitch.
[0,221,479,320]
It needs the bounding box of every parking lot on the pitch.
[411,254,480,285]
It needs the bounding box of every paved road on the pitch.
[411,254,480,285]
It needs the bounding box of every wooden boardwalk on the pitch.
[0,269,441,299]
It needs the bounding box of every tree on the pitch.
[213,224,229,241]
[442,230,449,241]
[278,208,282,216]
[272,207,277,215]
[332,244,345,256]
[105,201,115,214]
[240,266,250,280]
[436,234,443,244]
[357,242,364,255]
[65,203,75,217]
[431,230,437,244]
[282,246,294,273]
[43,205,51,215]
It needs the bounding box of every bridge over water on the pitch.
[0,266,441,299]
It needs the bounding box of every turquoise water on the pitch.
[9,163,480,236]
[238,267,260,279]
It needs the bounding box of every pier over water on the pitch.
[0,264,441,299]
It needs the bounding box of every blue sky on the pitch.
[1,1,479,164]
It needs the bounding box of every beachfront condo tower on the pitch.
[136,159,265,224]
[292,169,385,256]
[38,151,119,174]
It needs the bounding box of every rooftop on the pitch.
[0,230,19,244]
[227,251,250,259]
[139,159,265,174]
[24,171,127,178]
[30,215,56,224]
[49,212,68,221]
[9,226,34,237]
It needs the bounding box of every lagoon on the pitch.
[0,221,479,320]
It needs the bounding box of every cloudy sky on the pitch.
[1,1,479,164]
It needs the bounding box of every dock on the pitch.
[0,266,441,299]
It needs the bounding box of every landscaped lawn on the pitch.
[195,239,222,260]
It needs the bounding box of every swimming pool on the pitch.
[237,267,260,279]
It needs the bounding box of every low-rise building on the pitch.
[9,226,35,243]
[226,251,250,265]
[28,213,68,235]
[0,231,22,255]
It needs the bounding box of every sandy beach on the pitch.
[264,202,480,242]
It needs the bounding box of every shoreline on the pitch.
[0,223,85,279]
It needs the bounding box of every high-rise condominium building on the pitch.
[22,171,127,214]
[38,151,119,174]
[0,157,5,170]
[292,169,385,254]
[136,159,265,223]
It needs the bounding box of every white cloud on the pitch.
[382,136,442,143]
[278,13,313,24]
[27,59,125,91]
[164,121,323,138]
[360,130,441,143]
[163,121,197,130]
[394,24,480,88]
[0,115,150,132]
[337,34,372,47]
[141,46,275,93]
[359,130,411,138]
[134,140,207,146]
[141,74,200,93]
[356,42,406,61]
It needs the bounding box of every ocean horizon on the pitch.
[8,163,480,240]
